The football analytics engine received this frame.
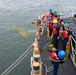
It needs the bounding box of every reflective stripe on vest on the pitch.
[63,30,69,39]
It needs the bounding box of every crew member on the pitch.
[36,17,43,41]
[49,47,66,75]
[53,10,57,18]
[51,20,60,49]
[57,14,64,26]
[47,17,53,37]
[49,8,54,18]
[62,23,72,51]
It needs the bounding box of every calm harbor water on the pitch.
[0,0,76,75]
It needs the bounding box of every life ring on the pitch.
[41,14,47,23]
[42,13,52,24]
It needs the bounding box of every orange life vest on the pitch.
[51,52,58,60]
[63,30,69,39]
[52,17,57,20]
[52,27,58,35]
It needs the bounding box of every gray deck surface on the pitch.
[39,18,76,75]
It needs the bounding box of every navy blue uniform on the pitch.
[63,30,72,51]
[52,25,60,49]
[51,50,63,75]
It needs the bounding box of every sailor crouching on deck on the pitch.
[51,20,60,49]
[49,47,66,75]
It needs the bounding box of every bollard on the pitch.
[34,54,40,62]
[33,62,40,74]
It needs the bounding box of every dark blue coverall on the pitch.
[53,62,59,75]
[51,50,61,75]
[53,25,60,49]
[63,30,72,51]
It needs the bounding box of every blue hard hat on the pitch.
[49,8,52,12]
[48,17,52,21]
[58,50,66,59]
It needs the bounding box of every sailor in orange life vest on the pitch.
[57,14,64,26]
[49,8,54,19]
[52,10,57,21]
[49,47,66,75]
[61,23,72,51]
[51,20,60,49]
[53,10,57,18]
[47,17,53,36]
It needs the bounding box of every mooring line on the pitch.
[1,44,33,75]
[42,63,53,75]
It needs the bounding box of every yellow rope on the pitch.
[64,43,70,61]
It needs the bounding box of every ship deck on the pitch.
[39,17,76,75]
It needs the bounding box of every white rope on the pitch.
[42,63,53,75]
[1,44,33,75]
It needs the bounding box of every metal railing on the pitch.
[70,36,76,68]
[57,11,76,68]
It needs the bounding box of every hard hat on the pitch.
[57,14,60,17]
[58,50,66,59]
[51,52,58,60]
[49,8,52,12]
[64,23,69,27]
[53,20,58,23]
[53,10,57,13]
[48,17,52,21]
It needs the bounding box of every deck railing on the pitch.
[70,36,76,68]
